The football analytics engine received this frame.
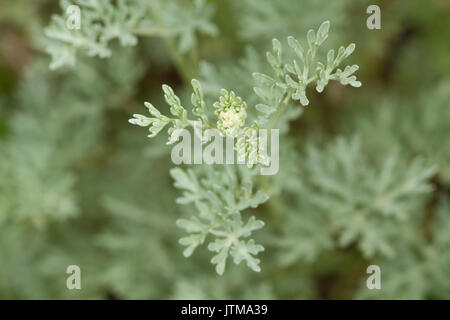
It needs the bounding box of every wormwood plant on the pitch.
[3,0,449,299]
[129,20,361,274]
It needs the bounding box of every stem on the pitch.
[165,36,197,83]
[307,75,318,84]
[133,27,167,37]
[258,91,295,218]
[147,2,198,83]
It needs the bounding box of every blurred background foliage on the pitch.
[0,0,449,299]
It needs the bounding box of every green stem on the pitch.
[147,2,198,83]
[133,27,167,37]
[266,90,293,130]
[258,92,295,218]
[165,36,197,83]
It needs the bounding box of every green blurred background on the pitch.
[0,0,449,299]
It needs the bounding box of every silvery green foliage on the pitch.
[236,0,354,42]
[130,81,270,168]
[0,67,82,226]
[0,49,143,228]
[253,21,361,126]
[151,0,218,53]
[129,85,193,144]
[97,196,180,298]
[200,48,266,111]
[357,197,450,299]
[44,0,217,69]
[128,82,271,274]
[4,0,449,299]
[45,0,149,69]
[350,90,450,183]
[279,137,436,264]
[129,80,209,145]
[172,165,268,275]
[130,82,251,142]
[202,21,360,130]
[130,83,272,274]
[0,141,78,226]
[200,48,303,134]
[0,49,145,297]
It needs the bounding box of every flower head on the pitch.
[214,89,247,137]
